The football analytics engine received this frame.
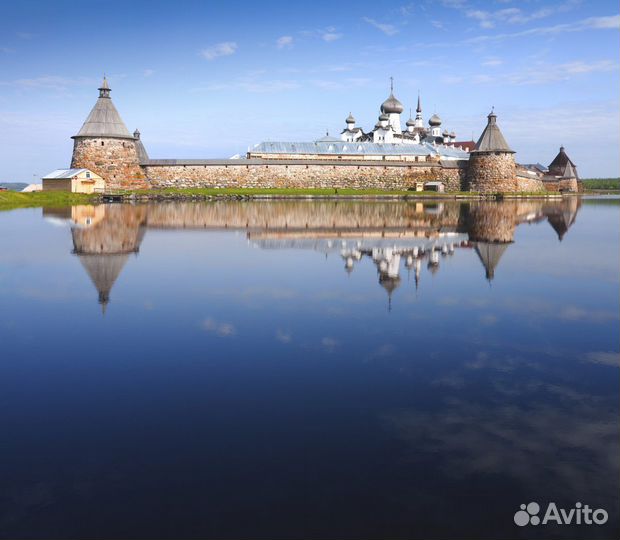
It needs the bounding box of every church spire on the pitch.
[416,91,422,113]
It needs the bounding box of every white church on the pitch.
[248,80,471,161]
[341,79,457,145]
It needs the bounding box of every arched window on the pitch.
[101,141,104,146]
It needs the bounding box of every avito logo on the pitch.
[514,502,608,527]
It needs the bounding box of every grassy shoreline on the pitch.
[0,187,584,211]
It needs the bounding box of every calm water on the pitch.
[0,198,618,539]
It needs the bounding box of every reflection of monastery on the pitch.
[67,78,581,194]
[44,199,581,312]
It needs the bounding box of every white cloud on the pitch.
[276,35,293,48]
[470,59,618,86]
[143,69,154,77]
[464,14,620,44]
[311,77,371,91]
[322,32,343,42]
[587,14,620,28]
[200,41,238,60]
[0,75,96,92]
[299,26,343,42]
[363,17,399,36]
[482,57,503,67]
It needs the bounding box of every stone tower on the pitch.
[467,110,516,193]
[71,77,148,190]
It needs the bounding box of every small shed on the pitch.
[424,181,445,193]
[42,169,105,194]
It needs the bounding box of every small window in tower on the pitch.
[101,141,104,146]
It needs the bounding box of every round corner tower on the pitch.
[71,77,148,190]
[467,110,516,193]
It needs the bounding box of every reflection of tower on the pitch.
[474,243,509,281]
[71,205,147,313]
[463,202,517,281]
[546,197,581,241]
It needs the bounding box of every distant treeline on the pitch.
[581,178,620,189]
[0,182,28,191]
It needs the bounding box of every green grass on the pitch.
[0,186,562,211]
[0,190,95,211]
[581,178,620,190]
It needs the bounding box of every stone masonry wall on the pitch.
[558,178,579,192]
[71,137,148,190]
[467,152,517,193]
[516,175,545,192]
[145,162,466,191]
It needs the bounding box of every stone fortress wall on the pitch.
[144,161,465,192]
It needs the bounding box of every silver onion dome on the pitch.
[429,113,442,126]
[380,93,404,114]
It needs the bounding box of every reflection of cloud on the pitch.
[432,373,465,388]
[585,351,620,367]
[384,391,619,498]
[465,351,517,373]
[559,306,618,322]
[495,297,619,324]
[276,329,292,343]
[479,314,498,326]
[202,317,236,337]
[321,337,338,350]
[209,286,299,308]
[367,344,395,361]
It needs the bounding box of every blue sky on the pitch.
[0,0,618,180]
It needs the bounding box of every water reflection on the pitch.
[1,197,617,539]
[43,198,581,312]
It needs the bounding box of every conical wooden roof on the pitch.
[548,146,576,176]
[73,77,134,139]
[561,160,578,180]
[473,111,514,153]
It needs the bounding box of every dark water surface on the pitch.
[0,198,618,539]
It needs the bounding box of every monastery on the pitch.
[66,77,581,194]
